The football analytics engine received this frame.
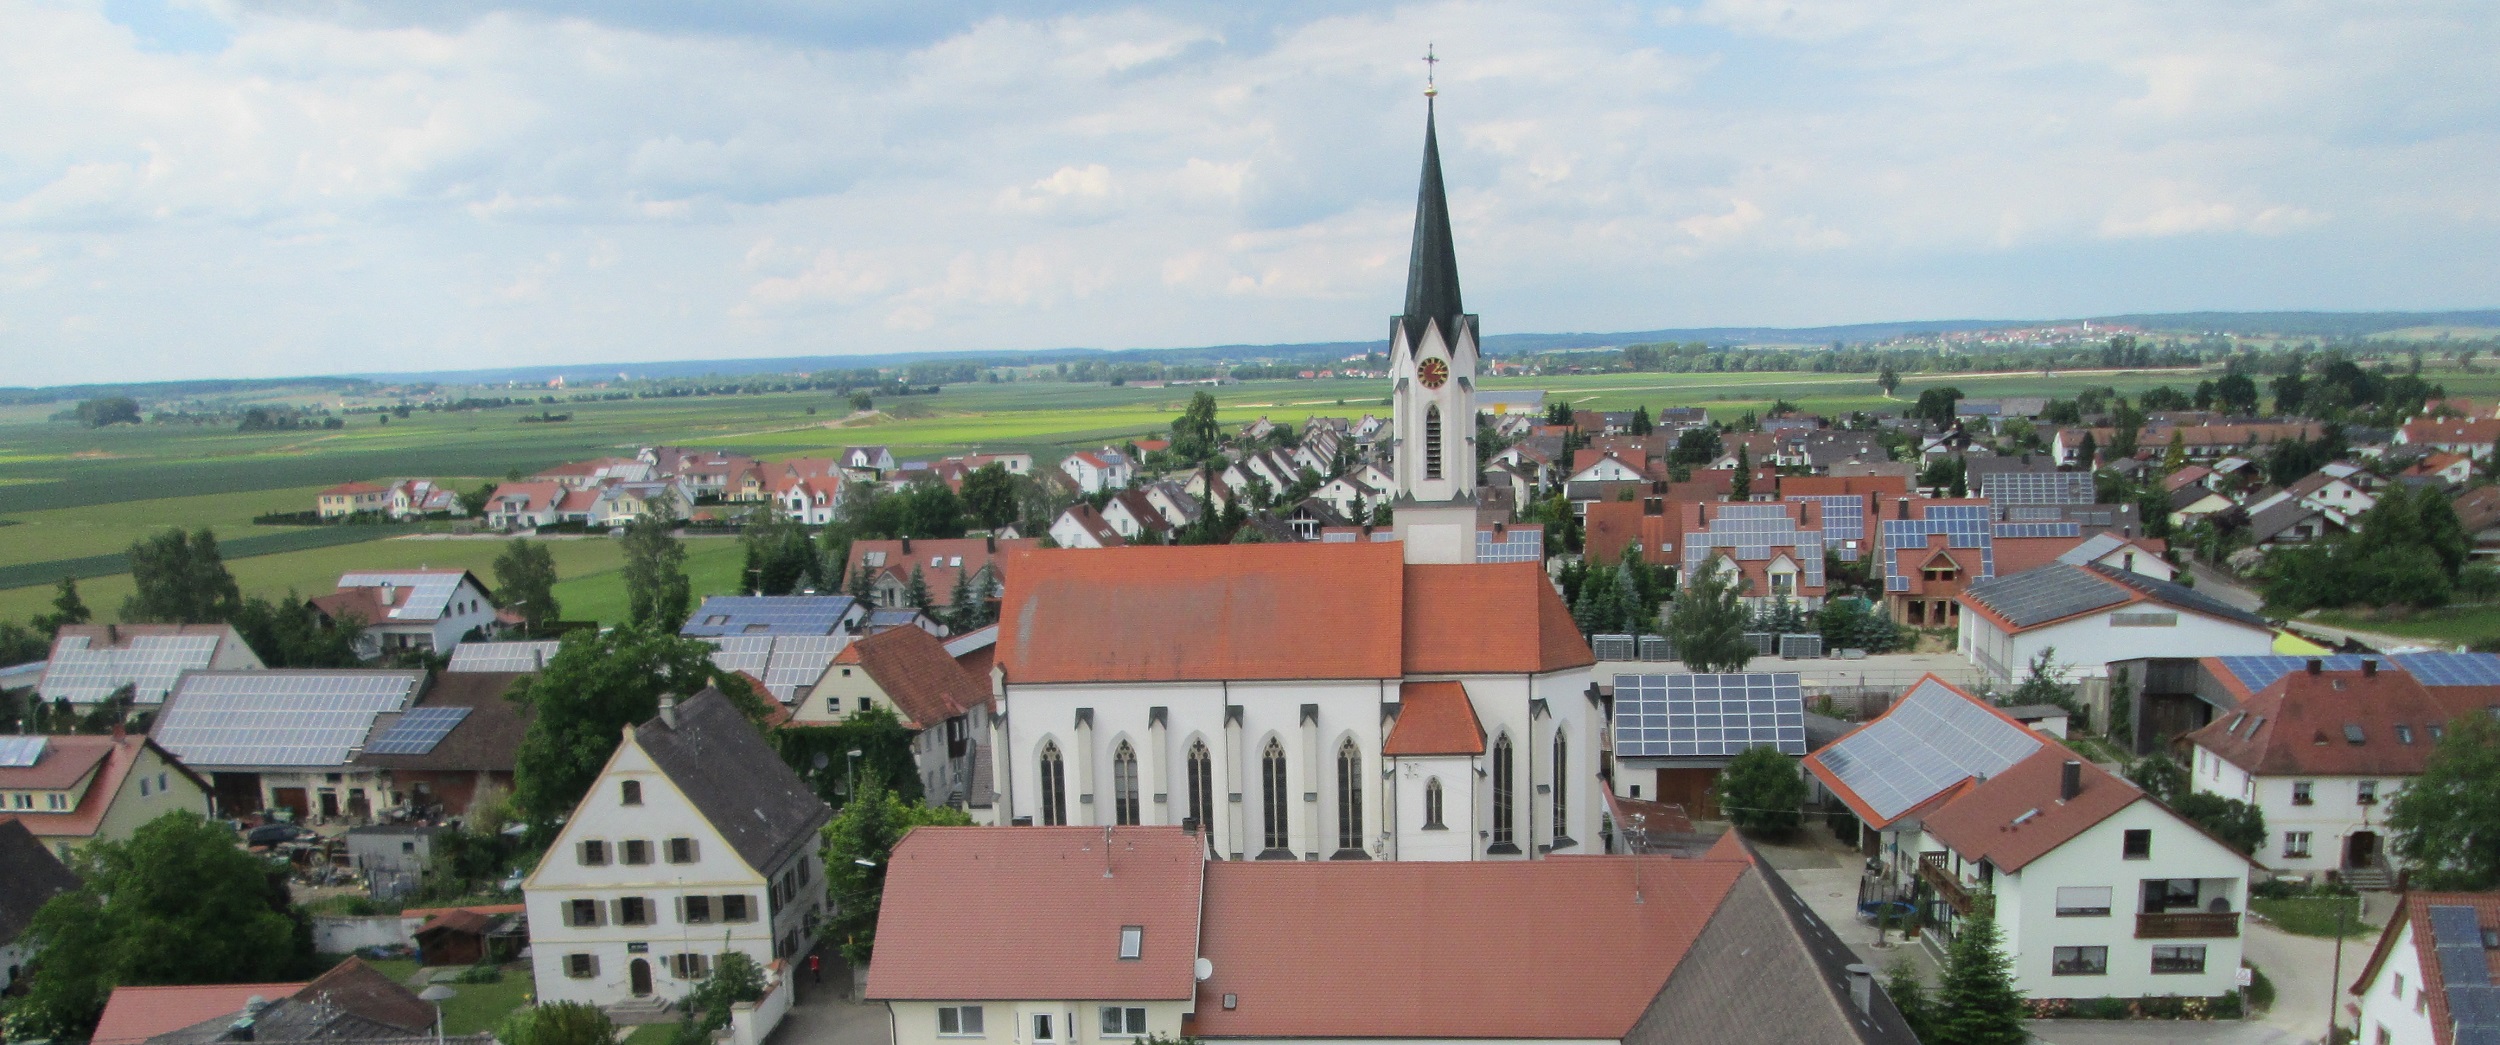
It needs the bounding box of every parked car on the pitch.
[247,823,316,848]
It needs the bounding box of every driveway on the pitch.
[2025,1020,2314,1045]
[770,951,890,1045]
[1756,835,1942,983]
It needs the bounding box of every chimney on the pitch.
[660,696,677,728]
[2060,760,2082,802]
[2363,659,2379,678]
[1845,964,1874,1015]
[986,535,997,553]
[380,582,396,605]
[1896,497,1911,519]
[2306,658,2323,676]
[226,1017,255,1043]
[901,536,913,554]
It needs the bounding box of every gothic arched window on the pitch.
[1424,406,1444,481]
[1335,740,1363,854]
[1261,739,1289,854]
[1039,742,1067,827]
[1112,742,1140,826]
[1186,741,1214,834]
[1552,731,1569,842]
[1424,778,1445,829]
[1491,734,1515,851]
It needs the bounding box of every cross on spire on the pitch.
[1423,44,1439,98]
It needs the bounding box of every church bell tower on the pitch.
[1390,52,1480,564]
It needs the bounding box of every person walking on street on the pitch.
[808,952,822,986]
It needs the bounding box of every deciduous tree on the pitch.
[959,463,1019,530]
[508,627,723,827]
[2387,712,2500,890]
[1714,745,1806,836]
[497,1003,615,1045]
[819,776,973,966]
[621,514,691,630]
[1666,560,1753,673]
[120,528,240,624]
[492,538,561,635]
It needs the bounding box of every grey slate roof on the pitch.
[2086,562,2272,629]
[637,688,830,873]
[1624,852,1920,1045]
[0,819,77,947]
[1963,562,2272,632]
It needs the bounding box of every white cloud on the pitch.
[0,0,2494,384]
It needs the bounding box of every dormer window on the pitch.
[621,780,643,806]
[1119,925,1143,960]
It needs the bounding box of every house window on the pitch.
[672,953,711,979]
[2285,832,2313,858]
[2122,829,2151,859]
[722,895,752,922]
[1113,743,1140,827]
[1039,743,1068,827]
[2151,945,2207,975]
[2052,946,2109,976]
[668,838,697,864]
[2395,724,2414,744]
[1185,742,1213,833]
[1119,925,1143,960]
[2055,886,2113,917]
[1030,1014,1056,1043]
[579,840,609,866]
[620,780,642,806]
[1335,740,1362,854]
[2142,879,2201,913]
[1261,739,1289,853]
[622,840,651,865]
[567,899,602,927]
[565,954,598,979]
[1424,778,1446,829]
[1552,732,1569,841]
[2292,781,2314,805]
[2393,973,2406,1000]
[47,793,68,810]
[2357,780,2378,805]
[683,896,713,924]
[1491,735,1516,852]
[1424,406,1443,481]
[937,1007,985,1037]
[1098,1007,1148,1038]
[616,897,652,926]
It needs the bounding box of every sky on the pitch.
[3,0,2497,386]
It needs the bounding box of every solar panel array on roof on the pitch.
[1962,565,2132,628]
[1785,496,1870,560]
[678,595,861,637]
[364,706,473,755]
[445,640,561,673]
[1992,522,2084,539]
[0,735,46,767]
[701,634,849,702]
[1475,527,1544,563]
[2213,653,2500,693]
[154,672,419,767]
[1813,676,2043,822]
[39,634,223,705]
[1682,504,1826,585]
[1880,507,1994,592]
[1979,472,2097,507]
[1613,672,1807,758]
[336,572,466,620]
[2430,905,2500,1045]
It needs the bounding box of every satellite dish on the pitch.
[1194,958,1213,982]
[813,753,830,771]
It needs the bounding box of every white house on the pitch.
[864,826,1922,1045]
[1957,562,2276,692]
[524,689,830,1007]
[1568,452,1647,484]
[2054,532,2176,582]
[1048,504,1125,549]
[311,571,501,657]
[1100,491,1172,543]
[1807,675,2253,1003]
[2184,661,2451,882]
[1060,449,1133,494]
[2348,893,2498,1045]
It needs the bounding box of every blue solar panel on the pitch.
[0,736,46,767]
[679,595,861,637]
[2216,653,2500,693]
[365,706,473,755]
[1613,672,1806,758]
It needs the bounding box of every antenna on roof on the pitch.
[1630,814,1646,904]
[1103,824,1115,879]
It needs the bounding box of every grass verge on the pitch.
[359,959,536,1035]
[2251,896,2376,938]
[2311,604,2500,646]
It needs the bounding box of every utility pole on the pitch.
[2328,903,2348,1044]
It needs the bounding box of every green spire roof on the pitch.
[1399,101,1471,350]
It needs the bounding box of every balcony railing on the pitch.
[1919,852,1974,915]
[2136,911,2241,939]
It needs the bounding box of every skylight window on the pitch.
[1118,926,1143,960]
[2344,724,2366,745]
[2395,725,2414,744]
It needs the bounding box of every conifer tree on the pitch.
[1934,910,2026,1045]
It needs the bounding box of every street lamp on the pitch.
[418,985,456,1042]
[846,749,864,803]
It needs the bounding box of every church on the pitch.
[982,91,1606,861]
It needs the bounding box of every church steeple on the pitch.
[1386,50,1481,558]
[1399,101,1466,350]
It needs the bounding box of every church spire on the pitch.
[1400,52,1465,350]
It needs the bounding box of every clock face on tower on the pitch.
[1417,356,1449,390]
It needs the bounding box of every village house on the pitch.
[845,537,1033,612]
[799,626,994,810]
[482,480,565,530]
[152,669,427,821]
[1060,448,1134,493]
[1101,490,1174,543]
[316,482,391,518]
[1049,503,1126,548]
[39,623,264,711]
[524,689,830,1007]
[0,733,209,863]
[309,570,499,657]
[91,959,470,1045]
[1957,562,2276,702]
[353,671,534,819]
[0,819,77,991]
[866,825,1920,1045]
[1807,676,2252,1003]
[2397,417,2500,460]
[2347,892,2500,1045]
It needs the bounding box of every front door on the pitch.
[270,787,310,821]
[630,959,653,997]
[2346,831,2380,868]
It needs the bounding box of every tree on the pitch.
[2124,754,2189,802]
[1885,957,1935,1044]
[2214,373,2260,415]
[120,528,240,624]
[1730,445,1751,500]
[820,776,974,965]
[492,538,561,635]
[11,812,311,1039]
[2167,791,2267,855]
[621,513,691,630]
[739,509,817,596]
[73,396,143,427]
[1932,909,2026,1045]
[1666,560,1752,673]
[33,577,91,638]
[1910,387,1964,426]
[1629,405,1652,435]
[1172,391,1223,463]
[2076,431,2098,468]
[508,627,724,827]
[1714,745,1806,836]
[672,952,766,1045]
[458,481,497,518]
[2003,648,2085,721]
[1877,366,1900,397]
[2387,712,2500,889]
[498,1003,616,1045]
[959,463,1019,530]
[900,480,968,539]
[1570,563,1630,636]
[2162,429,2188,473]
[903,566,934,617]
[229,592,365,668]
[1669,426,1722,468]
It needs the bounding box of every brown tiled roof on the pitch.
[1383,681,1485,755]
[1779,474,1908,499]
[0,734,207,843]
[846,537,1035,607]
[321,482,387,496]
[999,543,1405,683]
[0,735,111,790]
[866,826,1205,1001]
[2349,891,2500,1045]
[354,673,531,773]
[846,626,988,729]
[2404,418,2500,445]
[93,984,309,1045]
[2186,667,2452,777]
[1191,856,1746,1039]
[1920,747,2142,872]
[294,958,435,1033]
[1402,563,1594,675]
[1582,500,1679,567]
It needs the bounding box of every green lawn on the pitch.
[358,959,537,1035]
[2251,896,2377,938]
[0,483,401,570]
[619,1025,673,1045]
[2310,604,2500,647]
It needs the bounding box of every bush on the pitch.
[455,962,503,984]
[2247,966,2275,1012]
[1714,745,1807,836]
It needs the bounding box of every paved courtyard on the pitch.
[769,950,890,1045]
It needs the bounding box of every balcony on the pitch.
[2136,911,2241,939]
[1919,852,1975,915]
